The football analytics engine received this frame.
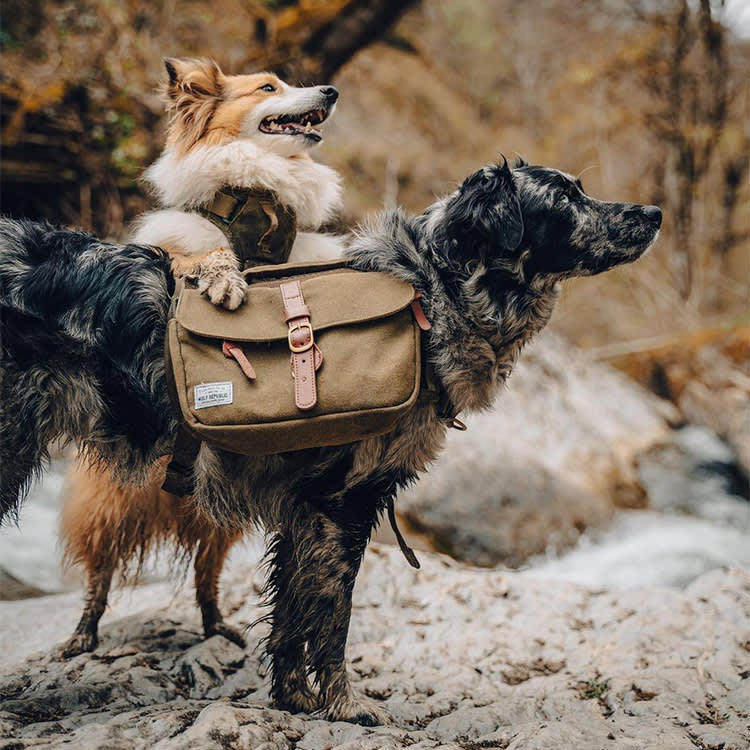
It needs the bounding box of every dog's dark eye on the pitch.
[556,194,570,207]
[259,84,276,93]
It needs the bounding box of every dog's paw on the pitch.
[205,621,247,649]
[277,687,320,715]
[60,631,98,658]
[199,270,247,310]
[194,248,247,310]
[326,693,389,726]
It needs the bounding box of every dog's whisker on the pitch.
[576,164,598,181]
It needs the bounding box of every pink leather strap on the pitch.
[410,293,432,331]
[280,280,319,410]
[222,341,256,380]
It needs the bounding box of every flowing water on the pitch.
[524,426,750,588]
[1,427,747,596]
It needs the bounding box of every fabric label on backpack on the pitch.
[194,381,233,409]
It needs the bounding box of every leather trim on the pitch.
[280,280,319,410]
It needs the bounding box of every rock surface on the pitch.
[608,325,750,477]
[398,333,676,566]
[0,568,47,602]
[1,545,748,749]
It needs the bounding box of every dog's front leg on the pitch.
[173,248,248,310]
[311,514,389,727]
[265,525,320,715]
[266,498,388,726]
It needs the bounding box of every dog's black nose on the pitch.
[643,205,662,227]
[320,86,339,103]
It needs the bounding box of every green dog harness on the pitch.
[196,186,297,268]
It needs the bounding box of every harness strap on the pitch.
[162,426,201,496]
[197,186,296,268]
[387,497,421,569]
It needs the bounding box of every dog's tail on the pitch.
[0,219,74,521]
[0,218,176,524]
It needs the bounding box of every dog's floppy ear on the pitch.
[443,158,524,265]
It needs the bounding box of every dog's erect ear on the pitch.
[491,157,524,251]
[443,158,524,264]
[164,58,180,86]
[162,58,225,152]
[162,57,224,101]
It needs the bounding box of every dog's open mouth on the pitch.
[259,109,328,142]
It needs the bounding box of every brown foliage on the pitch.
[0,0,747,343]
[0,0,415,237]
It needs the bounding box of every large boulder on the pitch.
[396,332,677,566]
[607,325,750,478]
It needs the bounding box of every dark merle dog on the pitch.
[0,159,660,724]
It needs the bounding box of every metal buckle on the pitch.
[288,322,314,353]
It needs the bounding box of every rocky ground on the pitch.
[0,545,748,750]
[1,332,748,749]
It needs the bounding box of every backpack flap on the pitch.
[166,267,422,456]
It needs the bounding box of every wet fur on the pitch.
[0,160,661,724]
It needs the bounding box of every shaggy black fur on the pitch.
[0,219,176,520]
[0,160,661,724]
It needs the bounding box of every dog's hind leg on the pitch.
[60,460,153,658]
[266,496,388,725]
[61,563,114,657]
[194,529,246,647]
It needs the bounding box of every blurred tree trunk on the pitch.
[0,0,417,237]
[714,132,750,268]
[293,0,418,81]
[640,0,730,300]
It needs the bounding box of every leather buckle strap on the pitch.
[410,292,432,332]
[222,341,256,380]
[288,321,314,353]
[280,280,321,410]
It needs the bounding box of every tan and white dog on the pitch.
[132,57,345,307]
[57,58,346,659]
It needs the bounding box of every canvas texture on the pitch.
[165,261,422,456]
